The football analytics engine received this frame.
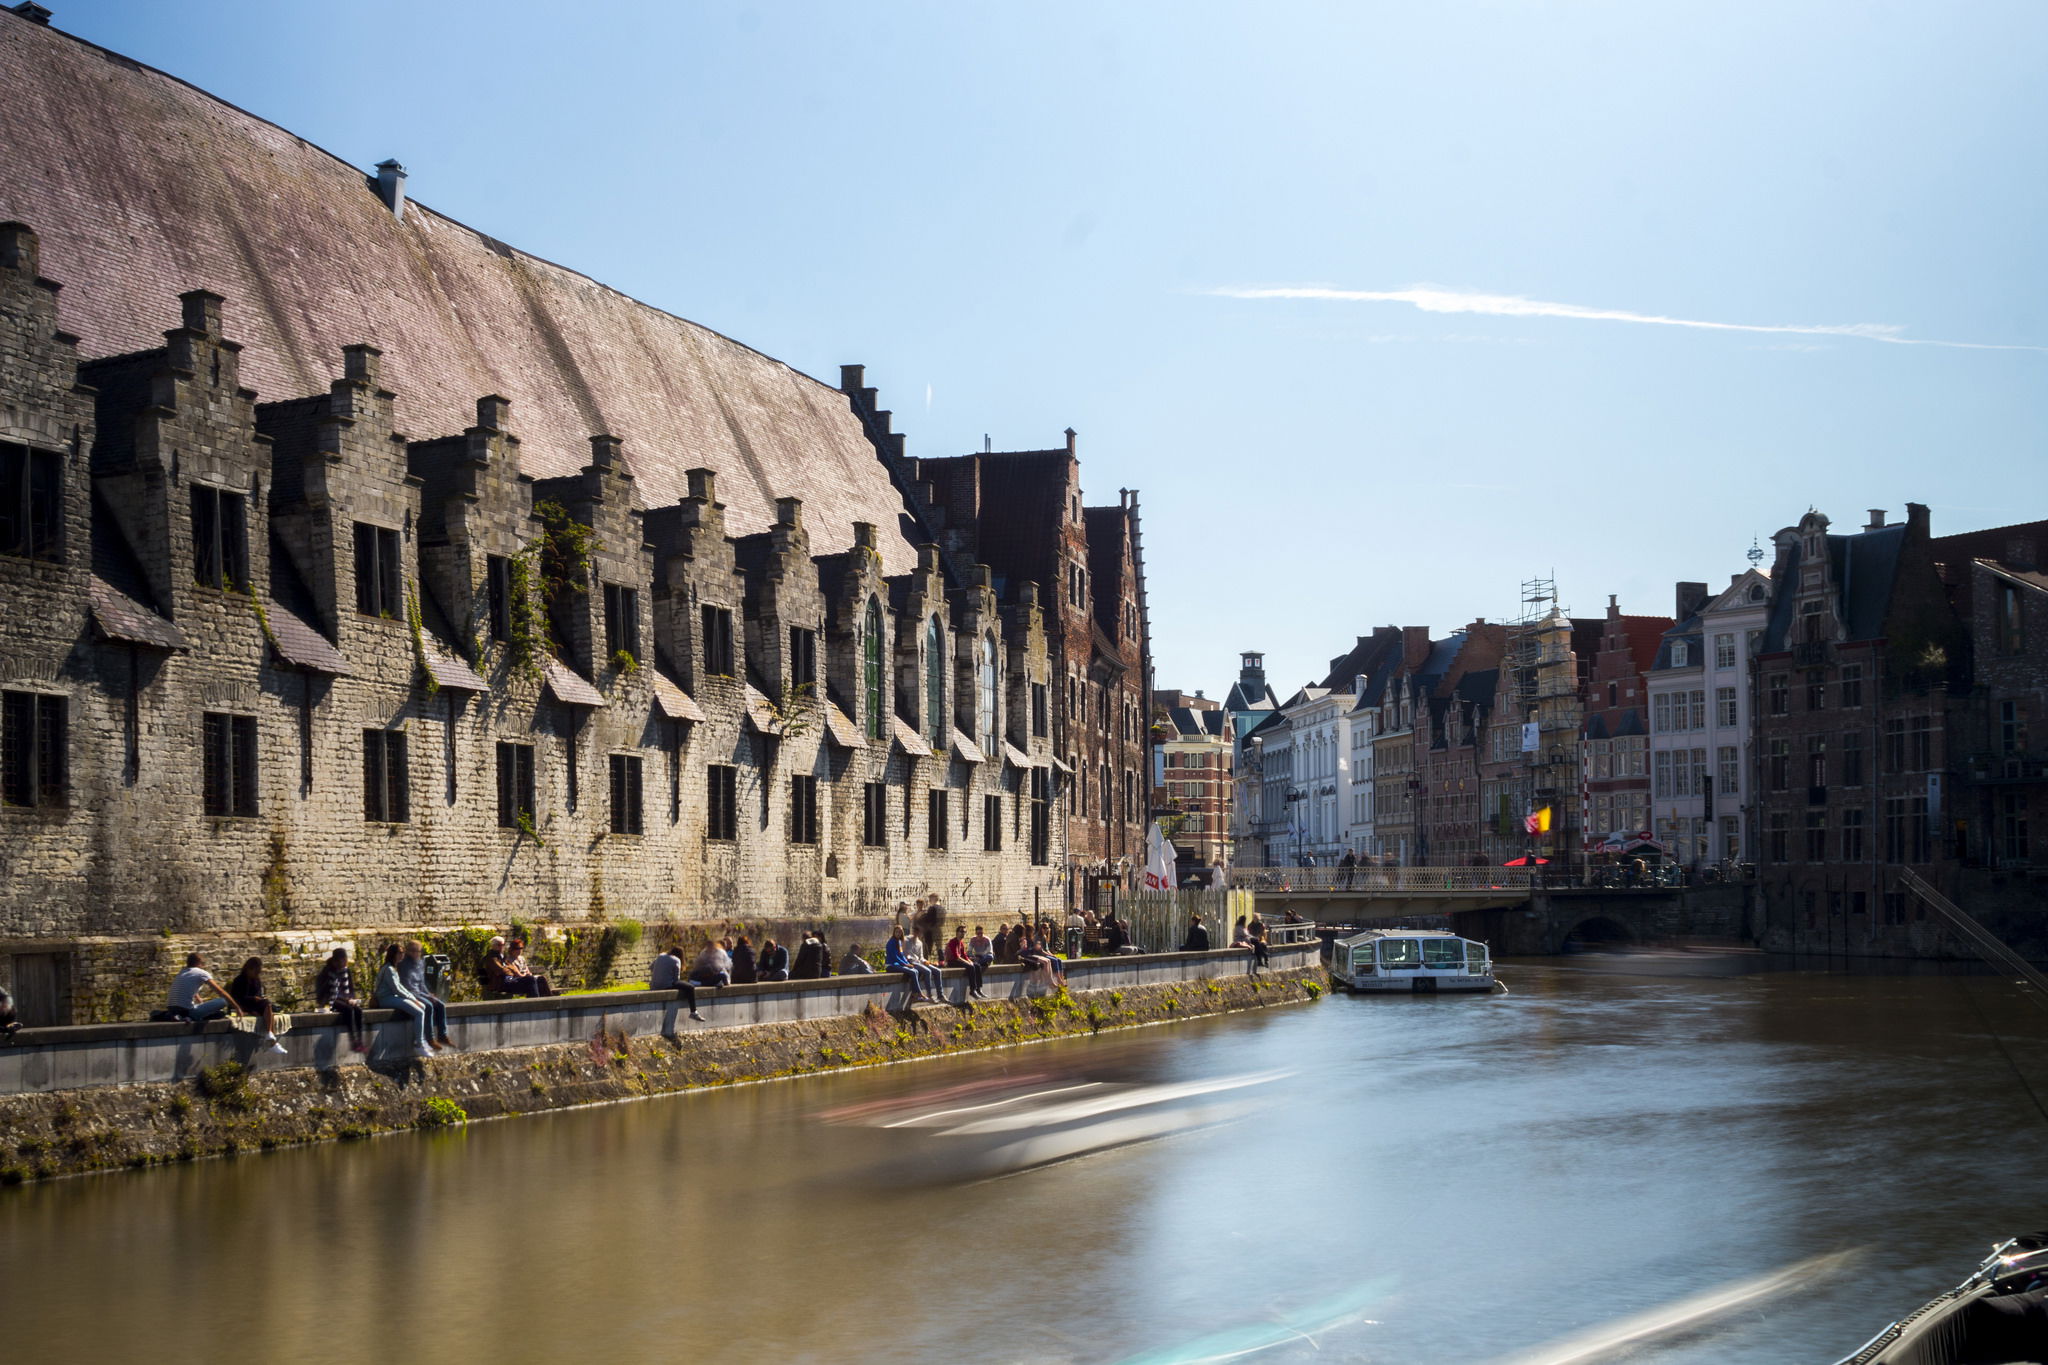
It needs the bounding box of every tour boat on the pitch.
[1328,928,1495,993]
[1831,1231,2048,1365]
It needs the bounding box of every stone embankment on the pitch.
[0,945,1324,1184]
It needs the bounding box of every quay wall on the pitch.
[0,945,1324,1184]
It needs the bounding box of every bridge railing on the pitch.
[1262,921,1321,945]
[1227,867,1542,894]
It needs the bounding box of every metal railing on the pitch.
[1228,867,1540,893]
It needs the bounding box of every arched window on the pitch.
[863,599,885,740]
[926,615,946,745]
[977,635,999,756]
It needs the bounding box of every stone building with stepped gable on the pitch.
[0,5,1149,1023]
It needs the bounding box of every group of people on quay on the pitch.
[115,894,1281,1057]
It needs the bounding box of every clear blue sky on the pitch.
[54,0,2048,697]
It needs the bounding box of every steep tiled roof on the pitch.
[0,14,915,572]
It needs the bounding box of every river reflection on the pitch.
[2,962,2045,1363]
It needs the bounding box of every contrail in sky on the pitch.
[1208,284,2048,352]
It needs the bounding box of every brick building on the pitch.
[0,10,1126,1021]
[1581,595,1671,856]
[1149,690,1232,875]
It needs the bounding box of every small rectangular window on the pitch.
[788,627,817,693]
[1839,663,1863,709]
[706,763,738,840]
[927,788,950,850]
[604,583,640,662]
[496,742,536,829]
[1031,682,1049,738]
[0,442,64,564]
[203,712,259,817]
[702,605,735,677]
[1,690,67,808]
[353,522,403,617]
[1767,674,1788,716]
[1714,634,1736,670]
[1841,731,1865,786]
[362,729,410,822]
[486,555,513,643]
[190,485,248,591]
[609,753,644,835]
[1841,808,1866,861]
[983,793,1002,851]
[862,781,887,847]
[790,773,819,844]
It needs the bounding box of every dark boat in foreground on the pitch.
[1833,1233,2048,1365]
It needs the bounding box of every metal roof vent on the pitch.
[373,159,407,220]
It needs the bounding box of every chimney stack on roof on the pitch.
[475,395,511,432]
[341,344,381,386]
[179,289,223,339]
[373,160,407,221]
[685,468,717,505]
[773,496,802,528]
[0,221,39,275]
[852,521,876,552]
[9,4,53,25]
[1675,581,1709,621]
[1866,509,1888,531]
[1064,427,1077,455]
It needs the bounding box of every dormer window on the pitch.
[1671,641,1689,668]
[191,484,248,591]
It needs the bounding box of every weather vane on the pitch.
[1747,537,1764,568]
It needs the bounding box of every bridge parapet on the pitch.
[1231,867,1542,895]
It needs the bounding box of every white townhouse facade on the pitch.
[1648,569,1774,865]
[1282,685,1358,862]
[1345,698,1378,857]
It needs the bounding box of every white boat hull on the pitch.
[1335,970,1495,993]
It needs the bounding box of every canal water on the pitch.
[3,960,2046,1363]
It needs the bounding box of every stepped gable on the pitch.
[0,10,913,572]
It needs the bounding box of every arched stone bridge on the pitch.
[1231,870,1755,955]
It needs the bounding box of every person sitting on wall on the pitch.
[944,927,985,1000]
[502,938,556,997]
[885,929,942,1004]
[225,957,288,1055]
[991,924,1012,965]
[480,936,548,998]
[0,982,19,1039]
[757,937,790,982]
[1015,934,1065,991]
[165,953,245,1030]
[969,925,995,976]
[730,934,758,985]
[1231,917,1251,949]
[1246,915,1271,974]
[314,948,368,1054]
[1181,914,1211,953]
[690,941,732,989]
[650,943,705,1022]
[372,942,437,1060]
[1103,913,1130,953]
[399,941,454,1050]
[837,942,874,975]
[791,932,827,980]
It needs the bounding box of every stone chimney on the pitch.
[774,496,802,528]
[1905,502,1931,539]
[852,522,876,553]
[9,4,53,25]
[475,395,511,432]
[180,289,223,339]
[1675,581,1709,621]
[374,160,407,220]
[341,344,381,386]
[685,468,718,505]
[1865,509,1888,531]
[0,221,38,276]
